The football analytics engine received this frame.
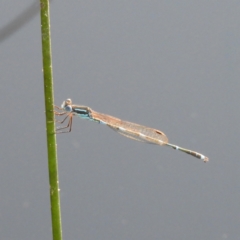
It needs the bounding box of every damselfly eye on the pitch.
[61,99,72,109]
[65,99,72,105]
[65,105,72,112]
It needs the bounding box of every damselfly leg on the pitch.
[54,106,73,133]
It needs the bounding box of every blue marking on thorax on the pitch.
[73,107,92,120]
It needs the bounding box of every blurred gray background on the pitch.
[1,1,239,239]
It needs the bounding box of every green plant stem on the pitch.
[40,1,62,239]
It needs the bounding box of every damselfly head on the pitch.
[61,99,73,112]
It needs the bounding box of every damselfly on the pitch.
[55,99,209,162]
